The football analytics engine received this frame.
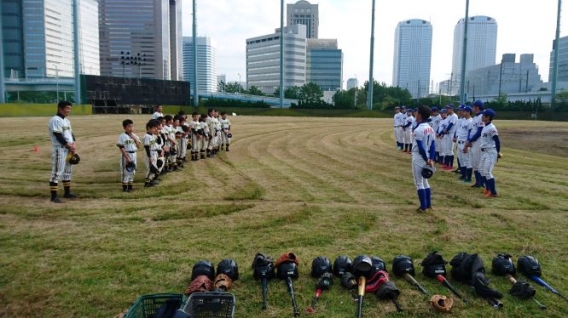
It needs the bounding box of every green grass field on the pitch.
[0,115,567,318]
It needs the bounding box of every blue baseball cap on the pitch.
[473,100,485,109]
[445,104,454,110]
[431,106,438,112]
[463,106,473,113]
[482,108,496,118]
[440,108,447,114]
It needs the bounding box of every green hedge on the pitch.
[0,103,92,117]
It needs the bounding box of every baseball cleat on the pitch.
[51,197,63,203]
[63,193,77,199]
[416,207,428,213]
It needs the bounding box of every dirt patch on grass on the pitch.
[500,128,568,157]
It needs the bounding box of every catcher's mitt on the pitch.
[125,161,136,172]
[156,157,164,168]
[184,275,212,296]
[67,152,80,165]
[316,272,333,290]
[275,252,299,267]
[213,273,233,291]
[509,280,536,300]
[430,295,453,312]
[340,272,357,290]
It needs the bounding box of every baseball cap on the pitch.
[440,109,447,114]
[473,99,485,109]
[445,104,454,110]
[431,106,438,112]
[482,109,496,118]
[395,106,400,109]
[463,106,473,113]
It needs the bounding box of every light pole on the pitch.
[367,0,376,110]
[55,65,59,101]
[237,73,242,94]
[459,0,470,103]
[551,0,562,108]
[0,1,4,103]
[353,73,357,107]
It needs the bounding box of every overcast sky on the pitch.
[181,0,568,89]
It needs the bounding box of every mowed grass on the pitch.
[0,114,567,318]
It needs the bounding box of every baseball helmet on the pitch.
[352,255,373,278]
[517,255,542,277]
[392,255,416,277]
[311,256,332,278]
[421,251,447,278]
[227,133,232,138]
[217,258,239,281]
[67,153,80,165]
[125,161,136,172]
[333,255,353,277]
[252,253,275,280]
[369,256,387,275]
[191,260,215,280]
[277,261,299,280]
[491,254,516,276]
[422,165,436,179]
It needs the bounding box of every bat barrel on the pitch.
[405,273,428,295]
[286,277,300,316]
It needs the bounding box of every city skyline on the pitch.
[181,0,568,88]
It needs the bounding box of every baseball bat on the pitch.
[286,276,300,317]
[507,274,546,310]
[261,278,268,310]
[404,273,428,295]
[436,275,469,303]
[530,275,568,302]
[306,288,322,313]
[357,276,366,318]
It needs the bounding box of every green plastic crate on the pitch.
[124,293,184,318]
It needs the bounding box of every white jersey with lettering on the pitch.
[220,118,231,130]
[456,117,473,141]
[480,123,498,149]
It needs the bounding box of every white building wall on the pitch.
[183,37,217,93]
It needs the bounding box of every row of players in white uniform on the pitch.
[116,106,232,190]
[399,101,502,212]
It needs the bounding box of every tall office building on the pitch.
[183,37,217,93]
[246,25,307,95]
[287,0,319,39]
[450,16,497,95]
[99,0,182,80]
[392,19,433,98]
[346,78,359,90]
[1,0,100,79]
[549,35,568,82]
[306,39,343,91]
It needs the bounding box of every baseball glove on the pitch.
[184,275,212,296]
[275,252,299,267]
[213,273,233,291]
[430,295,454,312]
[67,152,80,165]
[316,272,333,290]
[340,272,357,290]
[125,161,136,172]
[509,280,535,300]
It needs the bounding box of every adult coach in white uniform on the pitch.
[151,105,164,120]
[48,101,77,203]
[393,106,402,150]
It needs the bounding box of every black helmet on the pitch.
[277,261,299,280]
[352,255,373,278]
[420,251,447,278]
[491,254,515,276]
[517,255,542,277]
[252,253,275,280]
[392,255,415,277]
[311,256,332,278]
[333,255,352,277]
[369,256,387,276]
[191,260,215,280]
[217,258,239,281]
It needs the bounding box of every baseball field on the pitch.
[0,114,567,317]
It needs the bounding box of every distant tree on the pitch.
[246,86,264,96]
[273,86,301,99]
[299,82,323,104]
[218,80,226,92]
[224,81,243,94]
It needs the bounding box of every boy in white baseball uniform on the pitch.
[48,101,77,203]
[117,119,141,192]
[455,106,473,182]
[430,107,441,162]
[393,106,402,150]
[441,105,458,170]
[199,114,210,159]
[143,119,161,187]
[220,112,232,151]
[189,112,201,161]
[479,109,501,197]
[151,105,164,119]
[412,105,436,212]
[464,100,486,188]
[402,110,414,152]
[436,109,448,165]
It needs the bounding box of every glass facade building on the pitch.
[98,0,182,80]
[183,37,217,93]
[306,39,342,91]
[451,16,498,96]
[246,25,307,95]
[392,19,432,98]
[287,0,318,39]
[549,35,568,82]
[1,0,99,79]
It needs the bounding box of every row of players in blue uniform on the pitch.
[116,110,232,190]
[396,101,502,212]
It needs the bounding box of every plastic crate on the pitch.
[180,292,235,318]
[124,293,184,318]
